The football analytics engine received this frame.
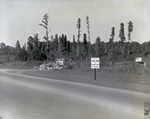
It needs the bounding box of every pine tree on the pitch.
[72,35,76,58]
[119,23,126,55]
[83,33,87,47]
[27,36,34,58]
[127,21,133,58]
[128,21,133,42]
[83,33,88,56]
[16,40,21,50]
[15,40,21,60]
[39,13,51,60]
[58,36,62,57]
[39,13,50,41]
[76,18,81,58]
[86,15,91,57]
[109,27,115,56]
[54,34,59,51]
[95,37,101,56]
[119,23,125,42]
[67,41,71,52]
[110,27,115,44]
[64,34,67,51]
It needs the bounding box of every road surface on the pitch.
[0,69,150,119]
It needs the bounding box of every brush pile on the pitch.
[33,62,64,70]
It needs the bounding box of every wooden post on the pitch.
[94,69,96,80]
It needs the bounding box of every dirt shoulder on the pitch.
[22,67,150,94]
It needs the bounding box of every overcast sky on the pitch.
[0,0,150,47]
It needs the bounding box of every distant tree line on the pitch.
[0,14,150,63]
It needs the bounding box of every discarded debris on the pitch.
[33,62,64,70]
[32,61,81,70]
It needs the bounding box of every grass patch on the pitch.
[0,61,44,69]
[22,66,150,94]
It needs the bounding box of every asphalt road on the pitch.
[0,69,150,119]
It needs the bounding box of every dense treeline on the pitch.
[0,35,150,63]
[0,14,150,63]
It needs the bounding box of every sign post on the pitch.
[91,57,100,80]
[94,69,96,80]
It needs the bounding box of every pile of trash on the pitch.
[33,62,65,70]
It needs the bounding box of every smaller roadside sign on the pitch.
[56,59,64,66]
[135,57,142,62]
[91,57,100,69]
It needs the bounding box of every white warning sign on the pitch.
[91,57,100,69]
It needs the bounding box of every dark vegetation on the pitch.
[0,14,150,66]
